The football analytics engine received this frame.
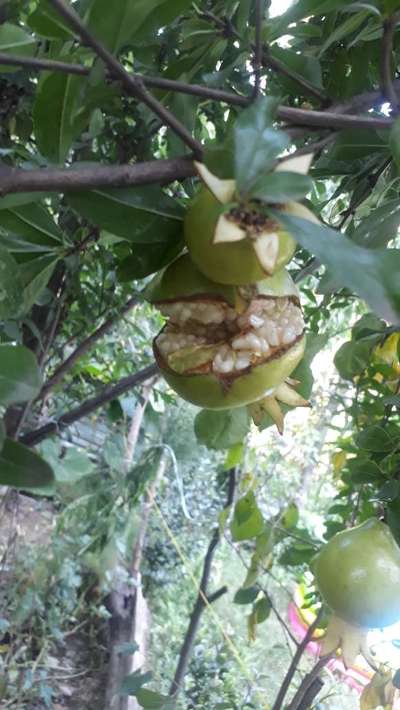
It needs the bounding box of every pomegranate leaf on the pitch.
[275,212,400,324]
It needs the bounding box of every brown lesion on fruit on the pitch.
[226,207,280,238]
[152,294,305,381]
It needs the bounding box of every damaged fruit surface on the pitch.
[184,187,317,285]
[146,254,306,410]
[315,518,400,630]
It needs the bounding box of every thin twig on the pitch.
[49,0,203,157]
[253,0,263,98]
[169,469,236,700]
[38,295,139,401]
[380,11,400,111]
[20,364,158,446]
[271,609,323,710]
[0,51,250,106]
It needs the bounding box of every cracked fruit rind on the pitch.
[315,518,400,629]
[184,187,317,285]
[145,254,306,410]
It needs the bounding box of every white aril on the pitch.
[156,296,304,376]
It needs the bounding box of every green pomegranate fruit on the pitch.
[145,254,306,410]
[184,187,318,286]
[315,518,400,629]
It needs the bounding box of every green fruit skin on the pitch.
[155,336,306,410]
[145,254,301,307]
[315,518,400,629]
[144,253,237,306]
[184,188,298,285]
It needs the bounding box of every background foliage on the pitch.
[0,0,400,707]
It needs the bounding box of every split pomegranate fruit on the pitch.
[145,254,306,410]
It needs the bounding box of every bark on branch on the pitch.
[271,610,323,710]
[0,157,196,196]
[169,468,236,701]
[20,364,158,446]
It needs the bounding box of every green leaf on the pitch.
[233,586,259,605]
[116,642,139,657]
[252,595,271,624]
[378,480,400,502]
[252,171,313,203]
[348,460,384,483]
[0,247,24,319]
[275,212,400,325]
[39,441,94,484]
[136,689,173,709]
[117,238,183,280]
[0,203,64,252]
[0,345,42,405]
[271,0,351,37]
[384,0,400,12]
[120,670,153,697]
[27,1,75,39]
[230,491,264,542]
[390,117,400,170]
[33,72,87,163]
[19,256,59,313]
[224,442,244,469]
[0,420,5,453]
[334,339,374,380]
[234,97,289,191]
[351,200,400,248]
[318,11,369,56]
[194,408,250,451]
[355,425,396,452]
[68,187,183,243]
[87,0,191,52]
[281,503,299,529]
[0,23,35,63]
[0,439,54,489]
[270,46,323,89]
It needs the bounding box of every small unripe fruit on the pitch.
[315,518,400,629]
[184,188,318,285]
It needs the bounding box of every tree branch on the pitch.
[277,105,392,130]
[0,157,196,196]
[0,52,89,75]
[296,677,323,710]
[380,11,400,111]
[286,656,331,710]
[38,295,139,401]
[169,468,236,700]
[271,609,323,710]
[48,0,203,157]
[253,0,263,98]
[0,51,250,106]
[20,364,158,447]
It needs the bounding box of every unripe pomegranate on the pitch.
[315,518,400,629]
[145,254,306,410]
[184,160,319,285]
